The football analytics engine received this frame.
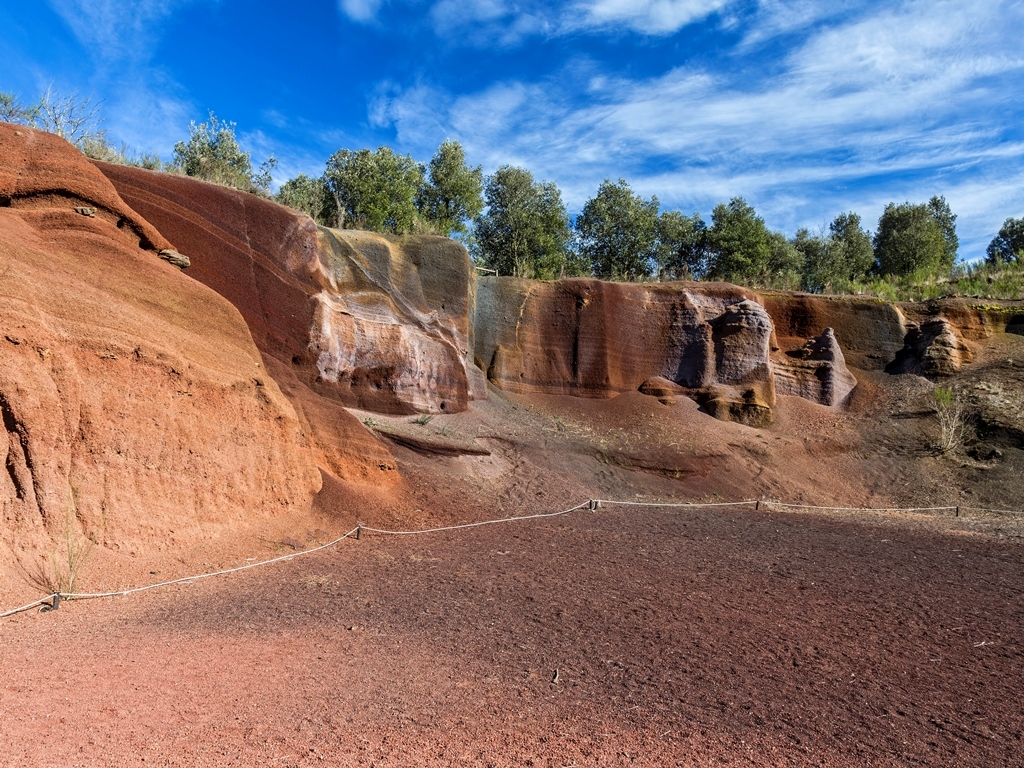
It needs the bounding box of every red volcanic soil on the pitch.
[2,501,1022,767]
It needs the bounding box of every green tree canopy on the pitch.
[574,179,659,281]
[794,228,831,292]
[655,210,709,280]
[872,201,950,277]
[172,112,276,195]
[986,216,1024,264]
[928,195,959,267]
[472,165,571,279]
[275,173,337,226]
[829,211,875,278]
[416,140,483,237]
[797,211,874,293]
[706,197,773,284]
[323,146,423,233]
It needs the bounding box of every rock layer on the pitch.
[887,318,973,378]
[0,123,322,561]
[762,294,907,370]
[475,278,779,423]
[97,162,477,416]
[774,328,858,406]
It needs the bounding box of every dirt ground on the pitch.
[3,374,1024,767]
[2,497,1023,767]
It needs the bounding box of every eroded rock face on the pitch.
[97,162,478,417]
[762,294,907,370]
[475,278,778,423]
[0,123,322,560]
[888,318,973,377]
[774,328,858,406]
[310,229,474,414]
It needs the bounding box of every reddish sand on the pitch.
[2,501,1021,767]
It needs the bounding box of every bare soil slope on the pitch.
[0,124,321,607]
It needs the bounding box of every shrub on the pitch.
[934,386,968,455]
[172,112,277,196]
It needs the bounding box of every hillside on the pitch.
[1,123,1022,607]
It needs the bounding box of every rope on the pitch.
[63,526,360,601]
[595,499,759,508]
[763,501,958,513]
[960,505,1024,517]
[4,493,1023,619]
[359,501,591,536]
[0,593,58,619]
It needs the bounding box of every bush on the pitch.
[172,112,277,196]
[934,386,968,455]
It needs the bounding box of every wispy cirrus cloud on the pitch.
[371,0,1024,257]
[41,0,217,156]
[338,0,389,24]
[47,0,209,62]
[570,0,732,35]
[342,0,733,40]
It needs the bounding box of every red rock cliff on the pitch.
[0,123,322,565]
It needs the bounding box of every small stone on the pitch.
[74,206,97,217]
[158,249,191,269]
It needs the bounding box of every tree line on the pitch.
[281,141,1024,292]
[4,90,1023,289]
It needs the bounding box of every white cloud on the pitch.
[572,0,731,34]
[338,0,387,23]
[47,0,208,62]
[372,0,1024,259]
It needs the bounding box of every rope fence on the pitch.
[2,495,1021,619]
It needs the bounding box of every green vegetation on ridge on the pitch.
[4,87,1023,300]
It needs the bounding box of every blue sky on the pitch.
[2,0,1022,260]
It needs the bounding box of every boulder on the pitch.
[638,376,687,405]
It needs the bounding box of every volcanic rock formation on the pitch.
[774,328,858,406]
[887,318,973,377]
[761,294,907,371]
[0,123,321,560]
[96,162,479,417]
[474,278,784,424]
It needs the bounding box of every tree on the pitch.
[574,179,659,281]
[0,91,39,125]
[34,85,105,148]
[173,112,277,195]
[472,165,571,279]
[828,211,874,278]
[797,212,874,293]
[416,140,483,237]
[275,174,337,226]
[705,197,772,284]
[655,210,709,280]
[324,147,423,233]
[872,201,948,277]
[795,228,831,292]
[928,195,959,268]
[986,216,1024,264]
